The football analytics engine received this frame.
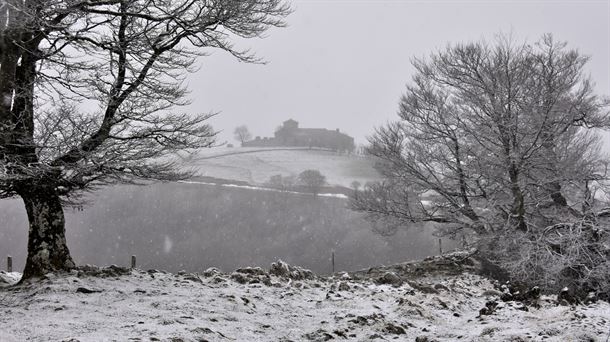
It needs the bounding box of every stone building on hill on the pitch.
[242,119,355,152]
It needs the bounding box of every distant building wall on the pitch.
[243,119,355,152]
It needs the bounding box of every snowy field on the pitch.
[1,255,608,342]
[187,147,380,187]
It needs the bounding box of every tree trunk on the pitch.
[20,188,75,279]
[508,164,527,232]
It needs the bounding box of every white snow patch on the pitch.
[0,272,21,286]
[179,180,349,199]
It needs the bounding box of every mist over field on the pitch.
[0,179,448,274]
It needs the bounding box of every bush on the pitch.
[265,174,296,191]
[483,220,610,301]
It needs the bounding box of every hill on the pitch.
[185,147,380,187]
[1,253,608,341]
[0,182,446,274]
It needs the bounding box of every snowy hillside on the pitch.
[186,147,380,187]
[1,252,608,341]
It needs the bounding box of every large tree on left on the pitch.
[0,0,290,279]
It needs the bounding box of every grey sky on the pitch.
[186,0,610,146]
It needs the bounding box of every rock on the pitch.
[211,276,226,284]
[434,297,449,309]
[105,265,131,277]
[481,289,503,297]
[383,323,406,335]
[349,313,384,326]
[433,283,450,292]
[228,267,273,285]
[415,336,429,342]
[338,281,350,291]
[557,287,580,305]
[77,264,99,273]
[76,287,102,294]
[497,282,541,307]
[339,272,351,280]
[408,281,439,294]
[350,316,369,326]
[269,260,315,280]
[76,264,130,278]
[333,329,347,338]
[230,272,248,284]
[235,267,267,276]
[303,329,334,341]
[584,292,598,304]
[480,327,499,336]
[0,271,20,286]
[270,260,291,277]
[478,300,498,316]
[202,267,221,277]
[376,272,402,286]
[183,274,203,283]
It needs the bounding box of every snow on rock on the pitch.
[375,271,403,286]
[269,259,315,280]
[0,257,609,341]
[0,271,20,287]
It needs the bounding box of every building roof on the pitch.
[296,128,353,139]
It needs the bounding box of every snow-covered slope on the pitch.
[1,255,608,341]
[187,147,380,187]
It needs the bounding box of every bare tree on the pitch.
[298,169,326,197]
[266,174,295,192]
[234,125,252,145]
[351,34,610,297]
[0,0,290,279]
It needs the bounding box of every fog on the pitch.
[0,182,453,273]
[187,0,610,146]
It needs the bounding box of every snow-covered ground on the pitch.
[179,180,349,199]
[1,256,608,342]
[186,147,380,187]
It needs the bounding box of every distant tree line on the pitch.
[266,170,327,197]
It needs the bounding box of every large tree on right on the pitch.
[351,35,610,299]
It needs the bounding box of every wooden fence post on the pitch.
[131,255,136,269]
[438,238,443,255]
[331,251,335,274]
[7,256,12,273]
